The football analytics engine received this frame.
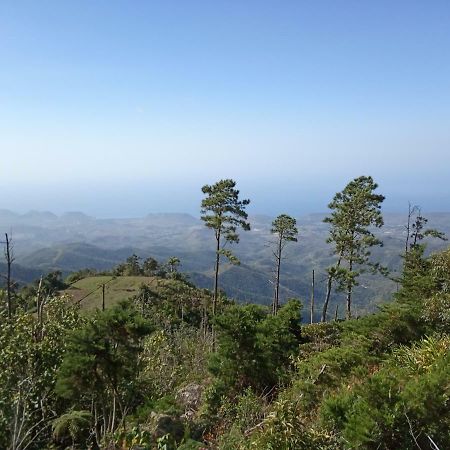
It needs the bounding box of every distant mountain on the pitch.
[24,243,149,273]
[0,209,449,314]
[0,262,43,286]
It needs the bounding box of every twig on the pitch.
[405,412,422,450]
[427,434,441,450]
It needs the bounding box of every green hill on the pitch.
[63,275,211,314]
[6,211,450,314]
[64,275,159,310]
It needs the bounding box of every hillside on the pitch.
[2,240,449,450]
[63,276,155,310]
[2,209,449,314]
[61,276,208,311]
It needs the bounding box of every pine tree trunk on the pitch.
[310,270,315,324]
[346,260,353,319]
[273,237,282,315]
[5,233,12,319]
[213,231,221,317]
[346,289,352,319]
[322,258,341,322]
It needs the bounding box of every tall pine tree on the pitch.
[200,179,250,316]
[322,176,385,320]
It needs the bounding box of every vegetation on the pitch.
[270,214,298,315]
[0,177,448,449]
[322,176,385,321]
[200,179,250,316]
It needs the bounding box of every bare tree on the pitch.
[310,269,315,324]
[405,202,419,254]
[2,233,15,318]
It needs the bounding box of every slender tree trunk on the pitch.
[273,236,282,315]
[334,304,339,321]
[213,231,221,317]
[111,394,116,434]
[102,284,105,311]
[4,233,13,319]
[202,302,208,338]
[322,276,332,323]
[405,202,412,254]
[102,404,107,441]
[36,276,43,332]
[310,269,315,324]
[346,259,353,319]
[94,402,100,448]
[322,257,341,322]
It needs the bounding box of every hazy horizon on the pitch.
[2,175,450,219]
[2,197,450,221]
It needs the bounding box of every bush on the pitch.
[320,335,450,449]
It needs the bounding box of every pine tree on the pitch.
[200,179,250,316]
[322,176,385,320]
[270,214,298,315]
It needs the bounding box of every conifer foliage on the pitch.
[322,176,385,320]
[200,179,250,316]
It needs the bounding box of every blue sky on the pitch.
[0,1,449,217]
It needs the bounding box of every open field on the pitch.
[64,276,159,311]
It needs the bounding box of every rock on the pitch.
[176,383,203,411]
[148,412,184,442]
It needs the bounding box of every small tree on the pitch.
[322,176,385,320]
[200,179,250,316]
[56,301,152,443]
[409,209,446,251]
[143,257,159,276]
[270,214,298,315]
[126,254,142,276]
[208,300,302,397]
[401,206,447,283]
[166,257,181,274]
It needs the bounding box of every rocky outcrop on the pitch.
[148,412,184,442]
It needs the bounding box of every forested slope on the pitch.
[0,241,448,449]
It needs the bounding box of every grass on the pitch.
[64,276,159,311]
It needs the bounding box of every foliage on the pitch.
[200,179,251,251]
[270,214,298,314]
[246,397,336,450]
[1,178,450,449]
[298,322,342,357]
[209,300,302,395]
[20,270,69,307]
[176,438,205,449]
[52,409,91,446]
[423,293,450,331]
[392,334,450,372]
[200,178,250,313]
[65,268,98,284]
[132,277,211,328]
[56,300,153,444]
[166,257,181,274]
[271,214,298,243]
[320,335,450,449]
[0,296,82,449]
[139,326,211,400]
[323,175,385,319]
[114,425,153,449]
[218,387,266,434]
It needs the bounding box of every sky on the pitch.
[0,0,449,217]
